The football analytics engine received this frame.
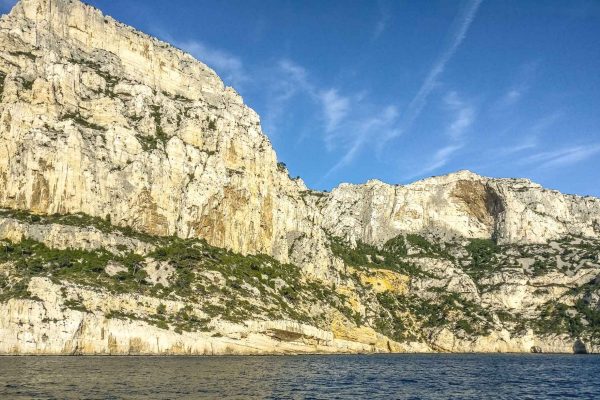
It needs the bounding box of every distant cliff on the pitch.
[0,0,599,355]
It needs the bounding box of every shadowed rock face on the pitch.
[451,180,504,226]
[573,339,588,354]
[450,180,506,242]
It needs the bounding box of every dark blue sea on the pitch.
[0,354,598,399]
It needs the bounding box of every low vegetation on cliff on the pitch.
[2,207,599,351]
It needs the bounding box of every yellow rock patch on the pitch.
[335,285,363,314]
[331,313,379,345]
[357,268,409,294]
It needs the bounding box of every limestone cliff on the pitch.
[0,0,332,278]
[0,0,599,355]
[321,170,600,246]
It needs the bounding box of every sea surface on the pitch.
[0,354,598,399]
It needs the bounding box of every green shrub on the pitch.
[466,239,498,266]
[383,235,407,256]
[531,260,549,276]
[328,235,432,277]
[22,78,34,90]
[464,239,499,279]
[406,234,430,250]
[64,298,88,312]
[0,208,158,244]
[61,112,107,131]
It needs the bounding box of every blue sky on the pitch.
[3,1,600,196]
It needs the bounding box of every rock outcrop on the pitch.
[0,215,154,255]
[320,170,600,246]
[0,0,599,355]
[0,277,384,355]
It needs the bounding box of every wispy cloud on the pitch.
[261,59,314,136]
[373,1,391,39]
[407,91,476,178]
[495,136,538,156]
[278,59,310,87]
[477,112,561,167]
[444,91,475,140]
[148,1,480,183]
[319,89,350,133]
[523,144,600,169]
[258,58,401,175]
[419,144,465,176]
[385,0,482,144]
[326,1,482,179]
[323,105,400,179]
[530,111,563,134]
[496,88,523,109]
[175,40,248,87]
[491,62,538,113]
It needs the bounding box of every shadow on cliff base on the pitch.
[573,339,588,354]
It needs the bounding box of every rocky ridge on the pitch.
[0,0,599,354]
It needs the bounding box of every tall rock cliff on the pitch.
[0,0,332,277]
[0,0,599,355]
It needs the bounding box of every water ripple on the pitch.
[0,354,599,399]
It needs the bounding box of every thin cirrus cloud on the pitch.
[372,2,391,39]
[255,58,401,177]
[261,59,321,138]
[145,1,498,192]
[319,89,350,134]
[476,112,563,168]
[384,0,482,146]
[321,93,401,176]
[499,112,561,156]
[443,91,475,140]
[495,136,538,157]
[325,0,482,180]
[270,60,352,140]
[496,88,523,108]
[491,62,538,114]
[175,40,248,88]
[522,144,600,170]
[418,144,465,176]
[151,0,481,184]
[407,91,476,179]
[322,105,400,180]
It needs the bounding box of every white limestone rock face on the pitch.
[320,170,600,246]
[0,0,333,277]
[410,257,481,303]
[0,216,155,254]
[489,178,600,244]
[0,277,388,355]
[427,327,600,354]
